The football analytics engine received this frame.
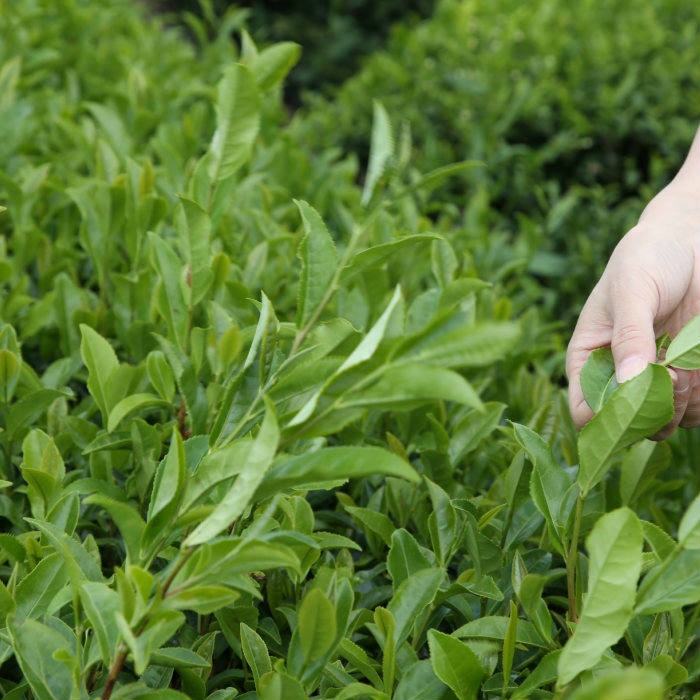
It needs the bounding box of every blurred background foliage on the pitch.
[151,0,436,105]
[151,0,699,323]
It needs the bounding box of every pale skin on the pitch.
[567,127,700,439]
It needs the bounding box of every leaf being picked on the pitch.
[580,347,618,412]
[663,314,700,370]
[577,364,673,495]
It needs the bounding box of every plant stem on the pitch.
[101,647,127,700]
[102,548,194,699]
[566,493,584,623]
[162,547,194,595]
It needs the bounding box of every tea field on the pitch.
[0,1,698,698]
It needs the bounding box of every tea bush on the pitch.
[301,0,700,321]
[0,1,698,699]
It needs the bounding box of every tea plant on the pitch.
[0,1,698,699]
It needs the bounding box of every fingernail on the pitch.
[616,356,648,383]
[667,367,679,384]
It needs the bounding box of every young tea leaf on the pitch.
[577,364,673,495]
[557,507,642,686]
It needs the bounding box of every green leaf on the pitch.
[80,324,119,423]
[398,320,520,369]
[511,650,560,698]
[374,606,396,694]
[517,574,553,645]
[147,350,176,402]
[149,647,210,669]
[449,402,505,464]
[241,622,272,691]
[338,638,383,689]
[147,428,185,522]
[502,600,519,695]
[580,347,618,412]
[620,440,670,506]
[7,617,76,700]
[294,199,338,329]
[209,292,276,446]
[107,393,170,432]
[635,549,700,614]
[566,667,664,700]
[344,363,483,411]
[207,63,261,182]
[256,446,419,501]
[175,197,212,305]
[678,492,700,549]
[344,504,396,546]
[165,585,239,614]
[343,234,441,279]
[84,494,145,564]
[80,581,121,665]
[577,364,673,495]
[427,629,485,700]
[387,567,443,647]
[362,101,394,206]
[663,314,700,369]
[387,528,431,590]
[389,160,483,201]
[513,422,572,551]
[259,670,309,700]
[641,520,676,560]
[14,553,68,623]
[185,401,279,545]
[454,616,549,648]
[249,41,301,91]
[6,388,66,438]
[557,507,643,686]
[0,348,20,402]
[148,233,187,350]
[27,518,104,590]
[298,588,337,665]
[141,428,186,557]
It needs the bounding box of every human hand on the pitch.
[567,184,700,439]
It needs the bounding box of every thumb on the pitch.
[610,285,657,383]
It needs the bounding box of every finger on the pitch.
[609,273,658,383]
[566,290,612,429]
[679,372,700,428]
[651,369,691,440]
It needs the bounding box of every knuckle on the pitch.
[611,323,647,348]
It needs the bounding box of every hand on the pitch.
[567,184,700,439]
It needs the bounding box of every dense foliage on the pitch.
[0,1,698,699]
[156,0,435,104]
[302,0,700,321]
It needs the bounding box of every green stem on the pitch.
[102,548,195,699]
[566,493,584,623]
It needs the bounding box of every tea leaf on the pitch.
[427,629,486,700]
[362,101,394,206]
[663,314,700,369]
[185,402,278,545]
[580,347,617,412]
[207,63,261,183]
[557,507,642,686]
[295,199,338,329]
[577,364,673,495]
